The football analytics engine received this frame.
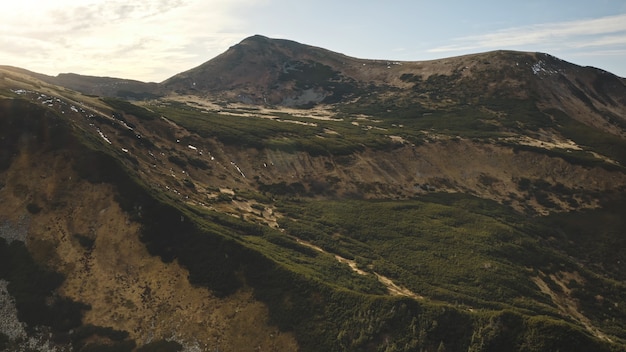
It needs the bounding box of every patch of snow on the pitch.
[119,121,134,130]
[231,161,246,178]
[276,119,317,127]
[531,60,559,76]
[97,129,112,144]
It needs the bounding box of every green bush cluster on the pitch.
[0,99,74,170]
[102,97,160,121]
[136,340,183,352]
[276,196,553,307]
[150,102,398,155]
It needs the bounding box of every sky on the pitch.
[1,0,625,82]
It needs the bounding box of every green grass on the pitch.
[546,108,626,167]
[275,195,555,309]
[150,101,399,155]
[102,97,160,120]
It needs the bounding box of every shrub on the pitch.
[26,203,42,214]
[167,155,187,167]
[136,340,183,352]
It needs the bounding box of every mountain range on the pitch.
[0,35,625,352]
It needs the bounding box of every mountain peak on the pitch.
[162,35,358,105]
[239,34,272,44]
[237,34,310,48]
[161,36,626,117]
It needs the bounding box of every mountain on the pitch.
[161,34,364,105]
[1,36,626,352]
[49,73,161,99]
[0,65,161,99]
[163,35,626,135]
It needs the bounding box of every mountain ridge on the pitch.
[6,35,626,105]
[11,35,624,139]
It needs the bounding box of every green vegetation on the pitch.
[0,98,74,170]
[102,97,160,121]
[514,177,591,210]
[187,156,210,170]
[276,195,552,308]
[537,198,626,338]
[136,340,183,352]
[150,101,398,155]
[278,60,358,104]
[545,108,626,167]
[167,154,187,167]
[148,93,625,176]
[337,92,626,171]
[69,324,137,352]
[74,234,96,250]
[337,94,537,140]
[506,143,623,171]
[115,89,161,100]
[0,333,7,351]
[270,194,626,348]
[26,202,42,214]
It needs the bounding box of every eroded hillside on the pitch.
[0,144,297,351]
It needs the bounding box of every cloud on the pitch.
[427,13,626,54]
[0,0,256,81]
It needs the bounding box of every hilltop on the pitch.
[0,36,625,351]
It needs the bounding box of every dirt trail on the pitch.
[533,272,612,342]
[296,239,423,299]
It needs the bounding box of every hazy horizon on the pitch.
[2,0,625,81]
